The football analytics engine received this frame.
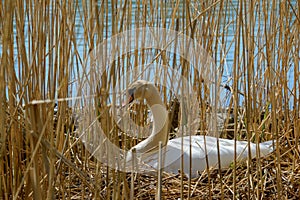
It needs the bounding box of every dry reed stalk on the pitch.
[1,0,13,199]
[232,1,242,198]
[156,141,163,200]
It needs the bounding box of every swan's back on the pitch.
[137,136,275,178]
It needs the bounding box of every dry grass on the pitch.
[1,0,299,199]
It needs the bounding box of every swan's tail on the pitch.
[259,140,276,156]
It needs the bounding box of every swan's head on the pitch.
[127,80,156,104]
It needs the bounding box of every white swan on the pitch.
[125,80,275,178]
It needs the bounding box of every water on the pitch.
[1,0,298,108]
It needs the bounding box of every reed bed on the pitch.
[0,0,299,199]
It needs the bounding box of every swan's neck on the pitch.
[149,104,168,142]
[132,90,169,154]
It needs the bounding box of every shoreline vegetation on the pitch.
[1,0,299,199]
